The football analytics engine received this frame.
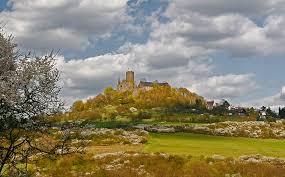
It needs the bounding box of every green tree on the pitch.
[222,100,230,109]
[279,107,285,119]
[266,107,278,118]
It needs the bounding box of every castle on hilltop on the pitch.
[117,70,170,92]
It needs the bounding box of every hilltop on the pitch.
[52,70,211,122]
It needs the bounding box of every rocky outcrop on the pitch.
[135,120,285,139]
[239,154,285,166]
[81,128,149,145]
[139,125,176,133]
[54,128,149,145]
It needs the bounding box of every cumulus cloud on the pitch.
[149,0,285,58]
[0,0,130,51]
[56,53,134,104]
[119,38,208,70]
[191,74,257,100]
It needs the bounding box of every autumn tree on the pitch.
[71,100,85,112]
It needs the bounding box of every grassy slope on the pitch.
[144,133,285,158]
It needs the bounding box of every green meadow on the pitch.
[144,133,285,158]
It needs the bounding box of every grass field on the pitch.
[144,133,285,158]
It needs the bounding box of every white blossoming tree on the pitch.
[0,29,73,176]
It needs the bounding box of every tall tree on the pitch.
[266,107,278,118]
[279,107,285,119]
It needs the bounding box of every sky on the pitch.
[1,0,285,109]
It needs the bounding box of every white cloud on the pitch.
[56,54,128,105]
[119,38,208,70]
[2,0,284,57]
[148,0,285,58]
[0,0,130,51]
[191,74,257,100]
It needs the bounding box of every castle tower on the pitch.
[126,70,134,82]
[117,70,136,92]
